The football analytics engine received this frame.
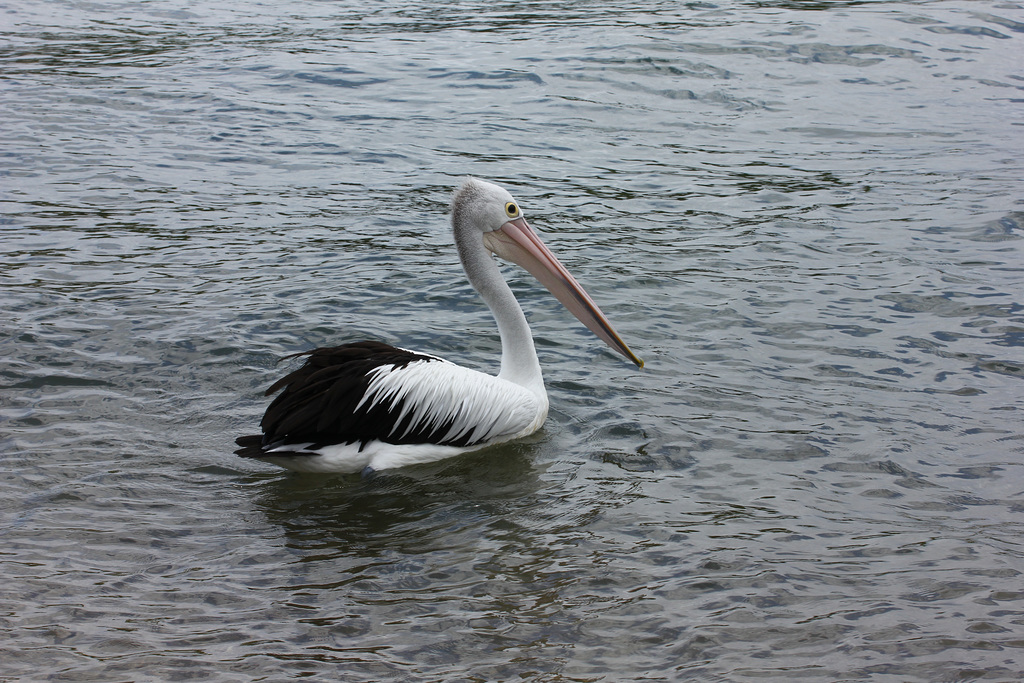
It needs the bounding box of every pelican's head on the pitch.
[450,178,525,234]
[450,177,643,368]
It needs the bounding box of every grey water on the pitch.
[2,0,1023,680]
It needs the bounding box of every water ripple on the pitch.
[2,0,1023,680]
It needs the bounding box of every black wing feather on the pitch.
[235,341,478,458]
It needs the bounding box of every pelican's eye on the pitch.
[504,202,520,218]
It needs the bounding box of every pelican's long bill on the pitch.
[483,217,644,368]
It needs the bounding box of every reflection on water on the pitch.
[2,0,1023,680]
[254,445,549,550]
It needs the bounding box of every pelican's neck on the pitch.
[455,224,545,396]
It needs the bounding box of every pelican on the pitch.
[235,178,643,474]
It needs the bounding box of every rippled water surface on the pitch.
[3,0,1023,680]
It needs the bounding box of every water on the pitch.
[2,0,1023,680]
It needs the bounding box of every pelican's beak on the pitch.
[483,217,644,368]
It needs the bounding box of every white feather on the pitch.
[357,358,546,446]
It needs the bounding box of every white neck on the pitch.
[454,224,546,397]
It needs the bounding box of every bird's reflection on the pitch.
[247,441,548,555]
